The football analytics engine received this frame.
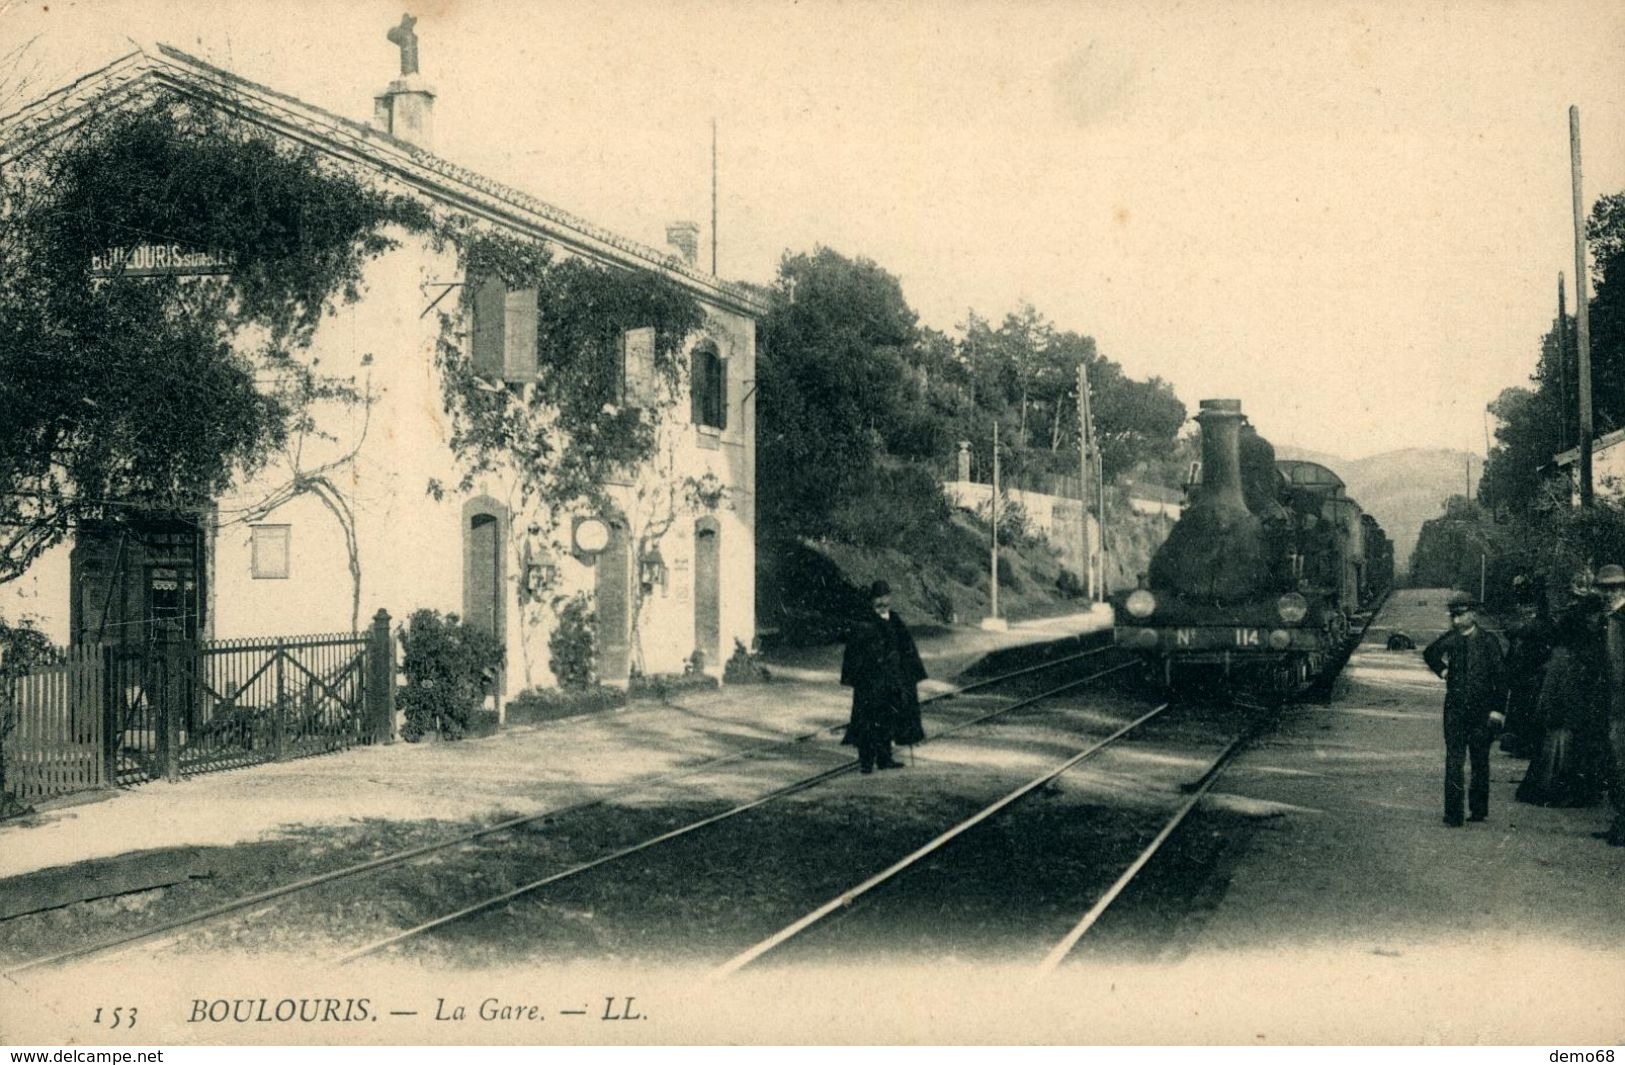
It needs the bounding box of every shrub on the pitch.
[1056,568,1086,599]
[506,685,627,725]
[628,670,719,700]
[829,465,953,549]
[548,594,596,691]
[722,639,771,684]
[397,609,504,741]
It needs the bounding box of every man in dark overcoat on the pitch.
[1595,564,1625,846]
[1423,590,1507,826]
[840,580,927,774]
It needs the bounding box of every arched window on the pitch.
[690,343,727,430]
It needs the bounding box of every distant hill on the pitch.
[1275,445,1482,573]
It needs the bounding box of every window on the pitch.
[471,277,538,383]
[690,343,727,430]
[623,327,657,407]
[251,525,290,579]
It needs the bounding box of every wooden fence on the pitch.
[2,609,397,804]
[4,644,106,803]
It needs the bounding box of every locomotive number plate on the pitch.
[1233,628,1262,647]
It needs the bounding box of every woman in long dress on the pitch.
[1499,579,1553,757]
[1517,592,1607,807]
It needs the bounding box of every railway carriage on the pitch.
[1114,399,1390,690]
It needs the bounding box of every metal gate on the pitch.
[103,611,396,785]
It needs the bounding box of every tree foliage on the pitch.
[756,248,1186,550]
[0,95,429,584]
[1480,191,1625,517]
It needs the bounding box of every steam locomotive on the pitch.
[1113,399,1393,690]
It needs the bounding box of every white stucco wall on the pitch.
[6,224,759,694]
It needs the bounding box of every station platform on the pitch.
[0,604,1113,883]
[1162,587,1625,1042]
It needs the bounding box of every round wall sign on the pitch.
[574,517,612,554]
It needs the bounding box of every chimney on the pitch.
[375,14,435,150]
[1193,399,1248,513]
[666,221,700,266]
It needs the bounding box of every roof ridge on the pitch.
[2,41,766,316]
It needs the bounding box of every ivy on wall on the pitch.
[0,93,431,595]
[433,231,705,511]
[433,231,723,680]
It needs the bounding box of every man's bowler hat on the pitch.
[868,580,892,599]
[1596,564,1625,587]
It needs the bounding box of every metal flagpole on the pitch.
[711,118,719,276]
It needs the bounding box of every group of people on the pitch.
[1423,567,1625,845]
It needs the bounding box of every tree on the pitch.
[0,96,428,587]
[757,248,923,541]
[1587,192,1625,433]
[1478,190,1625,521]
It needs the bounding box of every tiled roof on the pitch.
[0,44,768,317]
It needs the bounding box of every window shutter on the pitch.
[690,351,704,425]
[503,288,538,382]
[718,356,730,430]
[471,277,506,379]
[623,327,656,407]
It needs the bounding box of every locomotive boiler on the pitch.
[1113,398,1390,690]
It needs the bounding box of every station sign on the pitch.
[89,245,235,278]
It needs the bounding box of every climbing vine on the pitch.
[434,231,718,679]
[0,93,431,607]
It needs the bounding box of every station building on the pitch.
[0,33,766,696]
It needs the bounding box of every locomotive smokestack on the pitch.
[1145,397,1271,601]
[1195,399,1248,512]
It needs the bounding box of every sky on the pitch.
[3,0,1623,460]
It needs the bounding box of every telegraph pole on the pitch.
[1558,273,1571,449]
[982,421,1007,630]
[1571,106,1594,506]
[1077,364,1094,601]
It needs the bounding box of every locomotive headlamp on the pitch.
[1125,589,1157,619]
[1268,629,1293,650]
[1276,592,1309,624]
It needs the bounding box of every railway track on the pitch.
[327,653,1141,966]
[711,691,1274,975]
[2,631,1125,975]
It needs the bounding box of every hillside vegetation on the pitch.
[755,247,1187,641]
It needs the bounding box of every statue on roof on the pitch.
[387,13,420,76]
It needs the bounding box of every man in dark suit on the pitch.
[1423,590,1507,826]
[840,580,927,774]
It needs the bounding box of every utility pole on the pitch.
[1558,273,1571,449]
[1078,368,1107,600]
[1076,364,1094,601]
[1571,106,1594,506]
[982,421,1008,630]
